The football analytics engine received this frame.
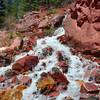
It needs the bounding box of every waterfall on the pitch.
[0,27,98,100]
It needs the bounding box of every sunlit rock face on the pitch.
[0,27,99,100]
[63,0,100,60]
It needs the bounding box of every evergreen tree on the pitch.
[4,0,27,19]
[0,0,5,28]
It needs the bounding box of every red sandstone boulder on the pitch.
[49,68,69,87]
[16,11,40,32]
[36,69,69,96]
[63,0,100,59]
[12,55,39,73]
[80,82,99,94]
[80,82,99,99]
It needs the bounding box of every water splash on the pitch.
[0,27,98,100]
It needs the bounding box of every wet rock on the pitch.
[5,69,17,78]
[0,55,12,67]
[57,34,69,44]
[88,66,100,83]
[37,69,69,96]
[58,61,68,73]
[42,47,53,56]
[51,15,65,28]
[48,91,60,97]
[10,76,19,84]
[57,51,65,61]
[0,75,5,83]
[18,76,32,86]
[12,55,39,73]
[49,70,69,89]
[86,97,99,100]
[80,82,99,94]
[16,84,27,91]
[36,74,55,95]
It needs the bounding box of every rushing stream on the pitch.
[0,27,98,100]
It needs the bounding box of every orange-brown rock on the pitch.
[16,85,27,91]
[37,75,55,91]
[37,70,69,95]
[12,55,39,73]
[0,88,22,100]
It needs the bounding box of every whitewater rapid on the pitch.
[0,27,98,100]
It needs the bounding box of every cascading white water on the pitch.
[22,27,86,100]
[0,27,98,100]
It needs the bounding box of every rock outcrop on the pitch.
[16,11,40,33]
[63,0,100,59]
[12,55,39,73]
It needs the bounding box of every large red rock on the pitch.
[36,69,69,96]
[12,55,39,73]
[63,0,100,60]
[49,69,69,87]
[16,11,40,32]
